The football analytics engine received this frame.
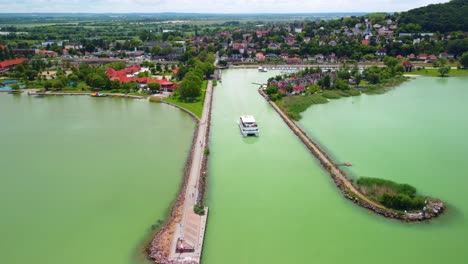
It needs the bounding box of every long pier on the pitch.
[258,88,444,222]
[149,81,213,264]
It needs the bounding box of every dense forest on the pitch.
[399,0,468,33]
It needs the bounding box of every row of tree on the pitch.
[175,53,216,101]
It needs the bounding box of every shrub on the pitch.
[357,177,425,211]
[194,204,205,215]
[149,96,162,103]
[322,90,342,99]
[347,88,361,96]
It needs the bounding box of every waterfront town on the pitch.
[1,9,467,97]
[1,9,467,79]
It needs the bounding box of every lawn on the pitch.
[163,80,208,118]
[407,68,468,77]
[277,93,328,121]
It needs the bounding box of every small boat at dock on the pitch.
[90,92,107,97]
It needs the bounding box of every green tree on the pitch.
[353,72,362,87]
[68,74,79,87]
[179,80,201,101]
[148,82,161,93]
[323,75,331,89]
[44,80,52,90]
[337,69,351,80]
[308,84,320,94]
[383,56,399,68]
[11,83,20,91]
[52,80,63,90]
[438,65,451,77]
[334,78,349,90]
[106,62,126,70]
[460,53,468,68]
[265,85,278,95]
[86,74,106,89]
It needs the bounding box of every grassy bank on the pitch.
[356,177,426,211]
[406,68,468,77]
[163,80,208,118]
[275,74,410,120]
[276,94,328,120]
[361,75,409,95]
[276,87,364,120]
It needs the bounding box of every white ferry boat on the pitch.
[258,66,268,72]
[239,115,259,137]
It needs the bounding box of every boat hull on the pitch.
[239,123,259,137]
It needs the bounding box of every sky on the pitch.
[0,0,451,13]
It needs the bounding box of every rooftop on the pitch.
[241,115,256,123]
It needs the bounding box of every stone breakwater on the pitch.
[197,83,214,205]
[148,121,200,264]
[258,89,445,222]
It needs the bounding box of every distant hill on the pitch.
[399,0,468,33]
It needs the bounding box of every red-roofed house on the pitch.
[37,49,58,57]
[428,54,437,61]
[0,58,28,71]
[361,39,370,45]
[287,58,302,64]
[106,66,175,91]
[255,52,266,61]
[401,60,414,72]
[396,54,403,59]
[418,54,428,60]
[172,68,179,75]
[280,53,289,60]
[293,85,305,94]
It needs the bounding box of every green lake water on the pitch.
[0,94,195,264]
[203,71,468,264]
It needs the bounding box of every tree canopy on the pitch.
[399,0,468,33]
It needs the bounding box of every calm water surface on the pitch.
[203,71,467,264]
[0,94,195,264]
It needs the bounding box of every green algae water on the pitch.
[203,71,468,264]
[0,94,195,264]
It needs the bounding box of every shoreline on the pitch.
[259,88,445,222]
[25,91,147,99]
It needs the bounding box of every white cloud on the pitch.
[0,0,450,13]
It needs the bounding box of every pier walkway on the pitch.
[167,81,213,263]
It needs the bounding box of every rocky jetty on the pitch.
[259,88,445,222]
